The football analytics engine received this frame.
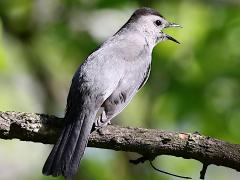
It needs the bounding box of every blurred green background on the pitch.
[0,0,239,180]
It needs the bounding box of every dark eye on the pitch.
[155,20,162,26]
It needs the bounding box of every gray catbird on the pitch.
[42,7,181,179]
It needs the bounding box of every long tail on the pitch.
[42,105,96,178]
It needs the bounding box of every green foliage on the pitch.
[0,0,239,179]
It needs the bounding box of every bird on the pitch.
[42,7,181,179]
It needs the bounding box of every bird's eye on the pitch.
[155,20,162,26]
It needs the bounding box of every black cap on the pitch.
[115,7,164,34]
[130,7,164,21]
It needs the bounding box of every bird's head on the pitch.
[126,7,181,47]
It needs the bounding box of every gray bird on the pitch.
[42,7,181,179]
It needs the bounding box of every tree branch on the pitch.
[0,111,240,178]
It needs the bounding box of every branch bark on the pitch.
[0,111,240,177]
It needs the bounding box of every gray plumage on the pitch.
[42,7,181,179]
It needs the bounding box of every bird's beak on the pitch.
[166,22,182,28]
[163,22,182,44]
[165,34,180,44]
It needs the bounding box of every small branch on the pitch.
[0,111,240,177]
[129,156,152,164]
[149,161,192,179]
[130,156,192,179]
[200,164,209,179]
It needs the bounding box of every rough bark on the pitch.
[0,111,240,178]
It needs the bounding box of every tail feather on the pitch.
[61,115,85,176]
[68,114,94,174]
[42,107,96,178]
[42,125,71,176]
[51,120,80,176]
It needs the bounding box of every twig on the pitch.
[129,156,192,179]
[200,164,209,179]
[149,161,192,179]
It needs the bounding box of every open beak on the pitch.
[166,22,182,28]
[165,34,180,44]
[163,22,182,44]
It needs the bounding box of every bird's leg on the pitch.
[92,110,111,132]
